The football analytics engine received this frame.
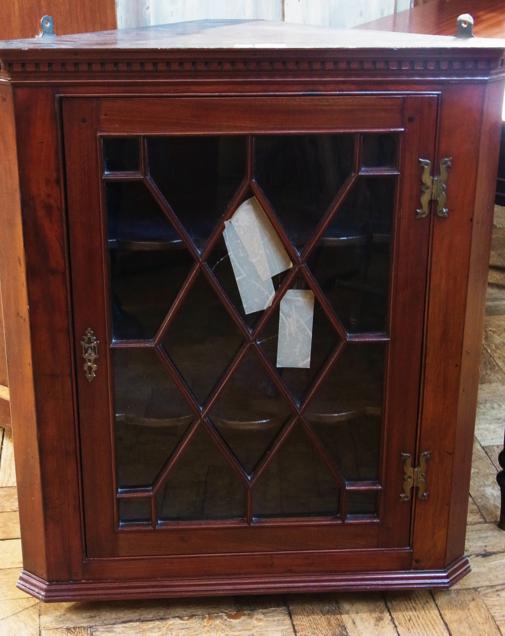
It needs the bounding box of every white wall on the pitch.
[116,0,282,29]
[116,0,412,30]
[283,0,412,29]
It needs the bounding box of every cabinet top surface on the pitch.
[1,19,504,52]
[2,20,504,84]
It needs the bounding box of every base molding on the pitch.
[17,557,470,602]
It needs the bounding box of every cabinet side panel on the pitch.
[446,79,505,564]
[0,287,9,387]
[0,79,47,576]
[0,284,10,427]
[413,84,484,570]
[12,87,84,580]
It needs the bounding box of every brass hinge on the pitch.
[416,157,452,219]
[400,451,431,501]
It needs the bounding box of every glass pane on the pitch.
[157,427,245,521]
[209,350,292,475]
[346,491,378,516]
[119,498,151,524]
[110,249,194,341]
[305,343,385,482]
[361,134,398,169]
[254,134,354,250]
[253,424,339,518]
[162,273,245,404]
[311,415,380,482]
[148,136,246,252]
[104,133,397,528]
[308,177,395,334]
[103,137,140,172]
[106,181,180,247]
[257,280,341,406]
[113,348,193,488]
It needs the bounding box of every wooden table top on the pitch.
[361,0,505,38]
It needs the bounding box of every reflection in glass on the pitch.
[254,134,354,249]
[103,137,140,172]
[308,177,395,333]
[113,348,193,489]
[157,427,245,521]
[305,343,385,482]
[209,350,292,475]
[253,424,339,518]
[148,136,246,251]
[162,274,244,404]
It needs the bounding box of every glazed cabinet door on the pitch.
[63,94,437,559]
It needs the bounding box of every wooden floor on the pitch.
[1,213,505,634]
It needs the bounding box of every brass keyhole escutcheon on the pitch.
[80,328,99,382]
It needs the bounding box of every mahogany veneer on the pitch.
[0,20,504,601]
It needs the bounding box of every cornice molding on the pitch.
[1,49,504,83]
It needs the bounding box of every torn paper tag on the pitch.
[230,197,292,281]
[276,290,315,368]
[223,221,275,315]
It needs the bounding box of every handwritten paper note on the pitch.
[230,197,292,281]
[223,197,292,315]
[222,221,275,314]
[276,290,315,368]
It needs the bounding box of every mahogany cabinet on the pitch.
[0,20,504,601]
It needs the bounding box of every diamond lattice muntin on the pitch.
[104,133,396,525]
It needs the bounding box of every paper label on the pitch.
[223,221,275,315]
[230,197,292,281]
[276,290,315,369]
